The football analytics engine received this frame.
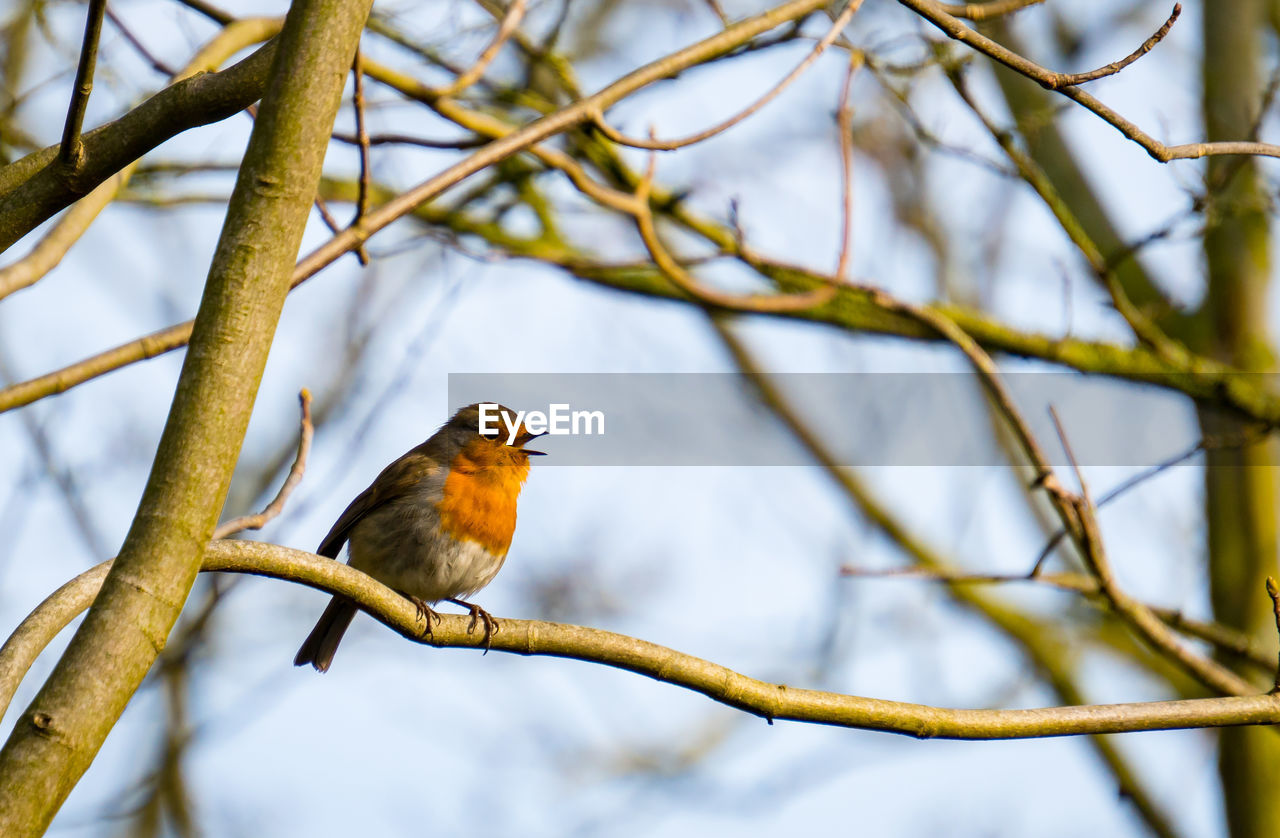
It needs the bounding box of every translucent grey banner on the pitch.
[448,373,1266,466]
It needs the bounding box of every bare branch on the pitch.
[1051,4,1181,88]
[834,54,861,281]
[1030,425,1271,576]
[840,564,1279,674]
[633,153,837,312]
[213,389,313,539]
[59,0,108,170]
[588,0,861,151]
[0,0,838,412]
[712,318,1186,836]
[702,0,730,25]
[432,0,527,97]
[351,42,371,266]
[330,131,485,149]
[943,63,1188,364]
[1043,414,1258,697]
[0,27,281,252]
[173,0,234,26]
[935,0,1043,21]
[1049,405,1092,506]
[105,7,177,76]
[899,0,1280,161]
[2,540,1280,741]
[1267,577,1280,692]
[0,19,282,302]
[860,293,1257,697]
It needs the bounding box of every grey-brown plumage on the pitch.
[294,404,543,672]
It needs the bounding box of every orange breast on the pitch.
[436,442,530,555]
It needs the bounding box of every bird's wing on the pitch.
[316,445,441,558]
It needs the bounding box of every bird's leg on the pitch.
[398,591,442,637]
[447,598,499,653]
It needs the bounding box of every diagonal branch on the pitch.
[0,30,280,253]
[0,18,284,301]
[431,0,527,97]
[712,317,1185,837]
[900,0,1280,161]
[588,0,860,151]
[1051,4,1181,88]
[0,0,835,411]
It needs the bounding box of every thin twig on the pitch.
[1049,405,1091,506]
[944,64,1187,366]
[60,0,109,170]
[1028,424,1272,576]
[1071,495,1256,696]
[1051,5,1181,88]
[432,0,527,97]
[1156,609,1277,675]
[0,351,109,559]
[13,0,1274,418]
[936,0,1044,21]
[588,0,863,151]
[834,54,861,282]
[213,390,314,539]
[351,43,371,266]
[174,0,235,25]
[1043,415,1257,697]
[312,193,345,238]
[840,563,1279,674]
[870,292,1060,489]
[867,298,1256,696]
[900,0,1280,161]
[844,565,1076,586]
[634,153,836,312]
[105,7,177,76]
[1267,577,1280,692]
[702,0,730,25]
[331,131,486,149]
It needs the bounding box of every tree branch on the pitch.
[1,540,1278,742]
[900,0,1280,161]
[0,28,281,252]
[0,18,283,301]
[936,0,1043,20]
[587,0,860,150]
[59,0,108,170]
[0,0,371,831]
[0,0,834,412]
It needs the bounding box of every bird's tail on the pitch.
[294,596,359,672]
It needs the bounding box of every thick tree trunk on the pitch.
[1199,3,1280,838]
[0,0,372,833]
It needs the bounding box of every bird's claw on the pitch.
[404,594,442,637]
[448,598,500,654]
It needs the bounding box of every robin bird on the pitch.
[294,403,545,672]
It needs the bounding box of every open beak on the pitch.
[521,431,548,456]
